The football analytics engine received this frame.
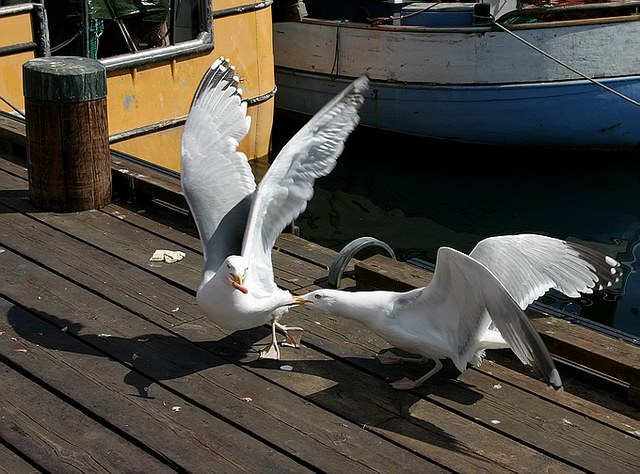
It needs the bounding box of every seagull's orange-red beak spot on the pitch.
[227,276,249,294]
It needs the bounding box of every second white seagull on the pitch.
[299,235,622,390]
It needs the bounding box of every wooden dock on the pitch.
[1,141,640,473]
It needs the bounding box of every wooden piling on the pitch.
[23,56,111,211]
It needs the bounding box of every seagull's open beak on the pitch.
[227,275,248,294]
[292,295,308,306]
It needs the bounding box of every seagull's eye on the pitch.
[226,263,231,269]
[314,294,322,300]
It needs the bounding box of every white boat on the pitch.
[272,0,640,150]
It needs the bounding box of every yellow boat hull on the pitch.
[0,1,275,173]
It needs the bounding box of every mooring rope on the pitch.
[330,20,345,79]
[485,16,640,107]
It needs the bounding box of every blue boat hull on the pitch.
[275,69,640,151]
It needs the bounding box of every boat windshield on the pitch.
[42,0,209,64]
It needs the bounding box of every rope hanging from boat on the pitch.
[487,17,640,107]
[330,20,344,79]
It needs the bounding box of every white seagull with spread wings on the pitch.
[181,58,368,359]
[300,234,621,390]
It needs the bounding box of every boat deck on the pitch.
[1,144,640,473]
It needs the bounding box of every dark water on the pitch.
[271,113,640,340]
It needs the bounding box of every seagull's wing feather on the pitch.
[469,234,621,309]
[403,247,496,372]
[181,58,256,270]
[410,247,562,389]
[241,76,369,292]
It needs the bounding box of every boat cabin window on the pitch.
[42,0,211,68]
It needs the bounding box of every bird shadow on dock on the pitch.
[245,349,483,458]
[6,304,484,460]
[5,305,252,398]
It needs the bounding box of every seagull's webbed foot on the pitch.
[389,359,443,390]
[259,341,280,360]
[377,351,428,365]
[275,322,304,348]
[390,377,422,390]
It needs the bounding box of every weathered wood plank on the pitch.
[110,153,187,211]
[275,233,337,269]
[0,178,202,291]
[99,204,339,273]
[0,151,346,294]
[0,299,306,473]
[0,250,441,472]
[0,149,28,178]
[0,442,37,474]
[529,309,640,390]
[0,200,579,472]
[0,115,26,148]
[0,362,174,473]
[0,166,337,296]
[275,233,359,286]
[209,319,581,474]
[356,254,433,291]
[482,352,640,436]
[0,202,200,327]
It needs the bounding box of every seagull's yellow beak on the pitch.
[292,295,308,306]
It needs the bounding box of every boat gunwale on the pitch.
[283,2,640,34]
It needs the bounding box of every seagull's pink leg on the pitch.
[390,359,443,390]
[260,320,281,359]
[376,351,428,365]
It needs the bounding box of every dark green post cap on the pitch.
[23,56,107,102]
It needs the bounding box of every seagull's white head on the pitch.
[223,255,250,294]
[298,290,340,312]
